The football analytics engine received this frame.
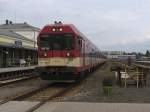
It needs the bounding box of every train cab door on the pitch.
[78,38,85,67]
[82,40,85,67]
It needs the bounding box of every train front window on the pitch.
[40,34,74,50]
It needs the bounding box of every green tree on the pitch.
[145,50,150,57]
[137,52,143,59]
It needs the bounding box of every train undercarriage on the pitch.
[37,66,81,81]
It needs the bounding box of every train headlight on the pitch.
[44,53,47,56]
[52,28,56,32]
[59,28,62,31]
[66,52,70,57]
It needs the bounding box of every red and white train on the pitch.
[37,21,106,81]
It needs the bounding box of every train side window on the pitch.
[78,39,82,47]
[80,40,82,47]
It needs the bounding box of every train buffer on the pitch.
[119,68,147,88]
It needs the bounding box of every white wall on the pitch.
[14,31,39,42]
[14,30,39,47]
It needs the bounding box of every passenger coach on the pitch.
[37,21,106,81]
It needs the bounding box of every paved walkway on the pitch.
[0,101,150,112]
[35,102,150,112]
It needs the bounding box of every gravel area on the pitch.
[0,78,50,99]
[61,62,150,103]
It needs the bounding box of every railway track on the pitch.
[22,75,90,112]
[0,64,97,112]
[0,82,75,112]
[134,61,150,69]
[0,83,51,105]
[21,83,71,101]
[0,77,86,112]
[0,68,36,80]
[0,75,38,88]
[25,83,76,112]
[0,76,50,103]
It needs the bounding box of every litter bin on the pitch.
[102,78,113,96]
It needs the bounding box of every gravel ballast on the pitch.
[61,62,150,103]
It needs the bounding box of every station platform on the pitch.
[0,66,37,73]
[0,101,150,112]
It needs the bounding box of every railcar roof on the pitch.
[44,24,100,52]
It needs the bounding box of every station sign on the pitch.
[15,40,22,47]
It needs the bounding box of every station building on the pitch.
[0,20,40,68]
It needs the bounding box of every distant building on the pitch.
[0,20,40,68]
[117,55,136,60]
[107,54,136,61]
[107,55,118,59]
[106,51,124,55]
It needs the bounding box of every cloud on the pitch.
[0,0,150,52]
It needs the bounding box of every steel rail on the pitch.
[0,83,51,106]
[0,75,38,88]
[25,83,76,112]
[25,74,90,112]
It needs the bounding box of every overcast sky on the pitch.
[0,0,150,52]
